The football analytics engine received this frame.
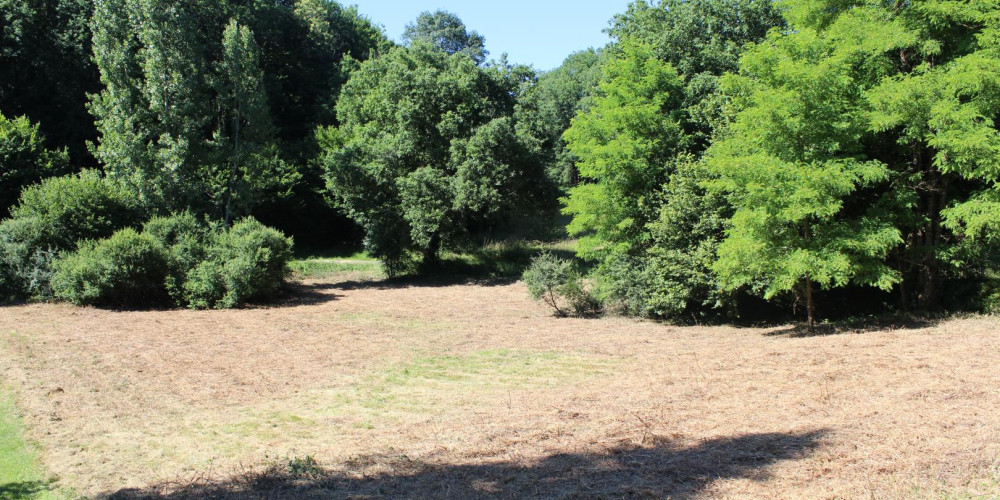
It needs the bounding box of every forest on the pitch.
[2,0,1000,329]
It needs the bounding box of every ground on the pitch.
[0,266,998,498]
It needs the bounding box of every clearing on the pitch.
[0,267,998,498]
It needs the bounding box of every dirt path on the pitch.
[0,276,998,498]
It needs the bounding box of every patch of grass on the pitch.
[357,349,615,411]
[289,259,382,280]
[0,393,62,500]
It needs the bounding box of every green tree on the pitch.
[706,23,903,330]
[215,19,291,224]
[515,49,604,186]
[321,44,547,273]
[402,10,487,64]
[561,41,686,261]
[609,0,786,148]
[0,113,69,217]
[0,0,99,165]
[769,0,1000,311]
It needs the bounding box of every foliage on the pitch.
[8,170,146,251]
[0,113,69,218]
[50,227,170,307]
[515,49,604,186]
[596,160,732,319]
[609,0,786,148]
[706,20,904,327]
[523,252,600,317]
[402,10,487,64]
[182,218,293,309]
[0,0,99,165]
[88,0,382,229]
[562,40,686,261]
[142,212,212,304]
[322,43,550,273]
[0,170,146,301]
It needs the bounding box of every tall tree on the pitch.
[562,41,686,261]
[216,19,285,224]
[773,0,1000,310]
[321,44,547,273]
[402,10,488,65]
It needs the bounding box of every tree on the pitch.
[215,19,288,224]
[706,24,903,331]
[609,0,786,149]
[768,0,1000,311]
[0,113,69,217]
[321,44,547,273]
[515,49,604,186]
[0,0,99,166]
[402,10,487,65]
[561,41,686,261]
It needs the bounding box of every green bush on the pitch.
[51,228,169,307]
[523,252,601,317]
[0,113,70,218]
[0,171,147,300]
[182,218,293,309]
[0,217,55,302]
[143,213,211,303]
[10,170,146,250]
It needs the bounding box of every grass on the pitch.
[289,259,382,280]
[2,276,999,498]
[0,392,60,500]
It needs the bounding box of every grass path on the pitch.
[0,392,58,500]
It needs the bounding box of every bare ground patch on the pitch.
[0,275,998,498]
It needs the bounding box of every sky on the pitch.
[350,1,632,71]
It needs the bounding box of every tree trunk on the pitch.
[805,277,815,334]
[422,232,441,269]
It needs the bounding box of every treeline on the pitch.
[2,0,1000,324]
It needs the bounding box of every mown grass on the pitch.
[289,259,382,280]
[0,392,61,500]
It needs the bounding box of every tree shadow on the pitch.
[102,430,827,499]
[0,481,52,500]
[764,315,945,338]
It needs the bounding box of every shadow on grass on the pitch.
[102,430,827,499]
[0,481,51,500]
[764,315,945,338]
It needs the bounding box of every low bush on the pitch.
[182,218,293,309]
[523,252,601,317]
[0,171,147,300]
[50,228,169,307]
[143,213,212,303]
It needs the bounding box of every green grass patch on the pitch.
[355,349,615,411]
[289,259,382,280]
[0,392,61,500]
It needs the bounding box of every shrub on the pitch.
[0,113,70,218]
[523,252,601,317]
[143,213,211,303]
[0,217,56,302]
[51,228,169,307]
[0,171,147,300]
[10,170,146,250]
[182,218,293,309]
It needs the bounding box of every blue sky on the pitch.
[351,1,632,71]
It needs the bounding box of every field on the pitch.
[1,264,999,499]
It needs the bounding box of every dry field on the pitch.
[1,269,999,498]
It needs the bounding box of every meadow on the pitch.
[1,262,998,499]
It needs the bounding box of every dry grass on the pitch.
[0,273,998,498]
